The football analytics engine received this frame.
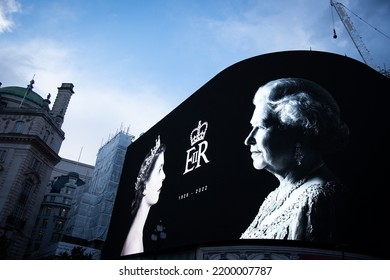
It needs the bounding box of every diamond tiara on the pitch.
[135,135,161,190]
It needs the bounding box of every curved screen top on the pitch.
[103,50,390,259]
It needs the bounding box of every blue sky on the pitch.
[1,0,390,165]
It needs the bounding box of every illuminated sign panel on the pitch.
[103,51,390,259]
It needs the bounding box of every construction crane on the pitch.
[330,0,389,77]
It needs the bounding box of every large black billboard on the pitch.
[102,50,390,259]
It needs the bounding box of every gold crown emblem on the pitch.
[190,121,208,146]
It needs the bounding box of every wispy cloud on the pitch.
[0,35,175,165]
[59,80,174,165]
[0,0,21,32]
[0,38,75,92]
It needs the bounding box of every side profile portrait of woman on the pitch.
[121,135,166,256]
[241,77,350,244]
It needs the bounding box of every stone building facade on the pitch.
[0,81,74,259]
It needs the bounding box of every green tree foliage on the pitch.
[56,246,93,260]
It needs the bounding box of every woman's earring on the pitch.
[295,142,304,165]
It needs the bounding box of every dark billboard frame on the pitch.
[103,50,390,259]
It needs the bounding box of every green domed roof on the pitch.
[0,86,43,107]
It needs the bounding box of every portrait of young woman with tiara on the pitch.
[121,135,166,256]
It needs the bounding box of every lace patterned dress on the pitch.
[240,181,345,243]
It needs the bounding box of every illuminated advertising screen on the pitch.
[102,50,390,259]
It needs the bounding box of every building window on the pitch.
[30,158,41,172]
[0,101,7,108]
[14,121,25,133]
[65,187,73,195]
[7,178,34,229]
[55,220,64,230]
[59,208,68,218]
[38,230,44,240]
[45,206,52,216]
[63,198,71,205]
[42,219,48,228]
[0,149,6,162]
[42,130,50,142]
[51,233,60,242]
